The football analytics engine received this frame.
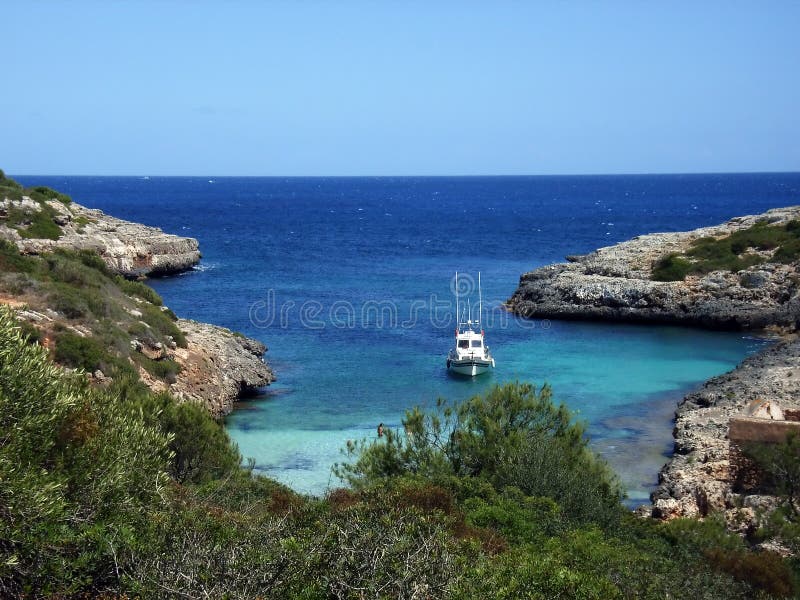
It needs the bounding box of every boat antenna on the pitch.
[467,299,471,325]
[478,271,483,328]
[454,271,459,332]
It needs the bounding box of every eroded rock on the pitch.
[0,196,200,277]
[168,319,275,417]
[507,206,800,330]
[651,338,800,525]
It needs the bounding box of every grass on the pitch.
[652,220,800,281]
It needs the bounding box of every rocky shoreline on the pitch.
[1,186,272,415]
[1,197,201,277]
[170,319,275,417]
[651,337,800,524]
[131,319,275,418]
[507,206,800,330]
[507,206,800,525]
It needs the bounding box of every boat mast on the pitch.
[455,271,459,333]
[478,271,482,328]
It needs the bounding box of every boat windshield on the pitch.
[471,340,482,348]
[458,340,469,349]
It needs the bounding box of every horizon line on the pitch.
[8,169,800,179]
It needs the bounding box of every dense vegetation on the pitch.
[1,306,797,597]
[651,219,800,281]
[0,239,185,382]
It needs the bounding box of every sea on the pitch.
[17,173,800,505]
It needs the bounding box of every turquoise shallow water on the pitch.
[228,317,768,504]
[19,173,797,503]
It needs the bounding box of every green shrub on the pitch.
[167,401,240,483]
[0,170,23,201]
[463,492,565,544]
[337,382,624,528]
[140,303,186,347]
[652,220,800,281]
[17,320,43,345]
[53,331,134,378]
[0,169,19,187]
[743,433,800,516]
[705,548,796,597]
[0,307,171,597]
[127,320,150,337]
[46,253,103,288]
[109,380,241,485]
[0,239,36,274]
[62,248,110,275]
[54,331,107,372]
[27,185,72,206]
[651,253,695,281]
[7,205,62,240]
[115,275,163,305]
[45,265,111,318]
[40,252,135,320]
[48,283,92,319]
[132,352,181,382]
[660,514,747,555]
[774,238,800,263]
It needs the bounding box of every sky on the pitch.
[3,1,799,176]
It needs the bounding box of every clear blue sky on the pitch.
[3,1,799,176]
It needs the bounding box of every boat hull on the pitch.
[447,357,494,377]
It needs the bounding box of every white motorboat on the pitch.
[447,272,495,377]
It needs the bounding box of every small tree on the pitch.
[336,382,623,527]
[745,433,800,517]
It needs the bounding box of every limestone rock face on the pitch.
[651,338,800,521]
[507,206,800,330]
[0,197,200,277]
[169,319,275,417]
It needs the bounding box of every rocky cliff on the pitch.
[169,319,275,417]
[651,339,800,530]
[1,195,200,277]
[0,176,271,416]
[507,206,800,330]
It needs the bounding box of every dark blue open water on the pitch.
[18,173,800,503]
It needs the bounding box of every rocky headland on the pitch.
[507,206,800,531]
[1,195,201,277]
[507,206,800,330]
[0,176,271,416]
